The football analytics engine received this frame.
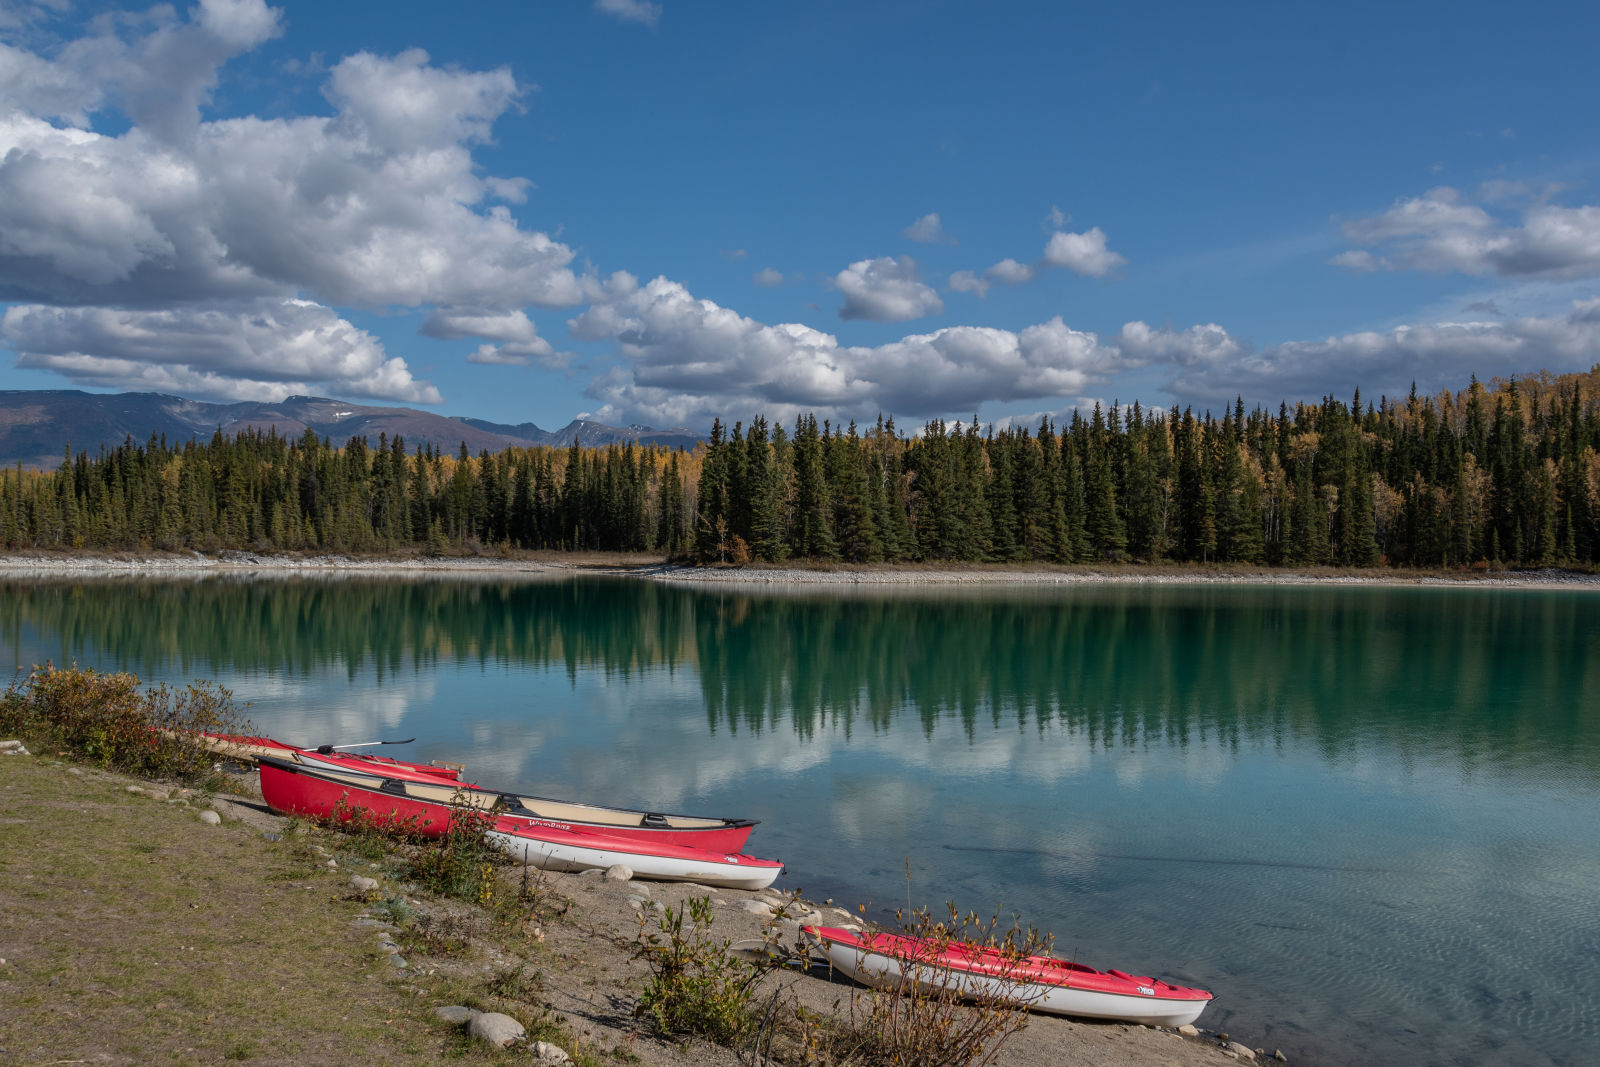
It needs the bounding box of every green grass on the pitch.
[0,755,504,1064]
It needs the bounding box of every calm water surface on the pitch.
[4,576,1598,1066]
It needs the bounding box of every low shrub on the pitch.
[636,896,769,1046]
[1,663,253,782]
[317,796,503,906]
[406,803,502,904]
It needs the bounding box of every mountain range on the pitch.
[0,390,704,470]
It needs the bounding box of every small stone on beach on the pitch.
[531,1040,572,1064]
[197,810,220,825]
[468,1011,525,1047]
[434,1004,477,1025]
[603,864,632,881]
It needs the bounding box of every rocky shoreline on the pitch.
[0,548,1597,590]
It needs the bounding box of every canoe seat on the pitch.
[498,795,533,815]
[642,812,670,828]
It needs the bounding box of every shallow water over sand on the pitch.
[5,576,1598,1066]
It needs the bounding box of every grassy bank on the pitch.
[0,754,448,1063]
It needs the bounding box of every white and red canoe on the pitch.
[487,819,783,890]
[191,731,465,781]
[803,926,1213,1028]
[256,755,757,853]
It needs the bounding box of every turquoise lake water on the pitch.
[3,575,1597,1066]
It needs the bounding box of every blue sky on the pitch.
[2,0,1598,432]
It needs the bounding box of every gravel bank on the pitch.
[1,551,1596,589]
[632,562,1600,590]
[0,550,567,579]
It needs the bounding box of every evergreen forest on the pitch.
[3,367,1599,569]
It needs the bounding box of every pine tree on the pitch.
[790,415,837,559]
[694,419,731,562]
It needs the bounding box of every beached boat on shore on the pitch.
[190,731,465,780]
[487,819,783,889]
[255,755,757,852]
[803,925,1213,1027]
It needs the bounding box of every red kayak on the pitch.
[256,755,757,853]
[191,731,464,780]
[804,926,1213,1027]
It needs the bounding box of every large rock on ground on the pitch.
[468,1011,525,1048]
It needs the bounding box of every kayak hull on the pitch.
[803,926,1212,1028]
[486,821,783,890]
[256,756,756,852]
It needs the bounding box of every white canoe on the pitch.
[487,820,784,890]
[804,926,1212,1027]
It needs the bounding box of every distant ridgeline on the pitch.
[1,367,1598,568]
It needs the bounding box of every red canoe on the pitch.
[487,819,784,889]
[256,755,757,852]
[804,926,1213,1027]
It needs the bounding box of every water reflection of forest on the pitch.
[3,577,1594,772]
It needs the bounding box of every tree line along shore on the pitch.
[2,366,1599,571]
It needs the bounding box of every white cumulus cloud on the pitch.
[1166,299,1600,407]
[423,307,563,368]
[1041,227,1126,276]
[947,270,989,298]
[947,220,1126,298]
[567,272,1600,430]
[0,299,440,403]
[0,6,586,401]
[986,257,1036,284]
[569,274,1125,426]
[834,256,944,322]
[1336,186,1600,280]
[903,213,955,244]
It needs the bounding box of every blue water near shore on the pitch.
[4,575,1598,1066]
